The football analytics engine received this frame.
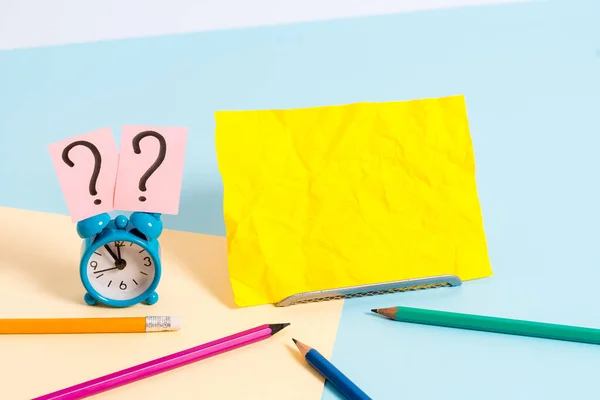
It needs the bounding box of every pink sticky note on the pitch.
[48,128,119,222]
[114,125,188,214]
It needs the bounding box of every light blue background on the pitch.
[1,0,599,398]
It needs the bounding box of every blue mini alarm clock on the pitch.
[76,212,163,307]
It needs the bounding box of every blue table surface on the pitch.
[1,0,599,398]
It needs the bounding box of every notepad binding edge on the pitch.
[274,275,462,307]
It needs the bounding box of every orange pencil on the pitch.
[0,316,180,334]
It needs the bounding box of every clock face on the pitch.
[86,240,156,301]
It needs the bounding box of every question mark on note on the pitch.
[62,140,103,205]
[132,130,167,202]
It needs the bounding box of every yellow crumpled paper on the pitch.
[215,94,492,307]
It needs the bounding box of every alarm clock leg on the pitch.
[84,292,97,306]
[144,291,159,305]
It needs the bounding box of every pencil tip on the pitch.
[292,338,311,355]
[269,323,291,336]
[292,338,298,344]
[371,309,378,313]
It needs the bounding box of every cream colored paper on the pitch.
[215,95,493,307]
[0,206,343,399]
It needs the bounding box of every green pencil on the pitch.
[371,306,600,345]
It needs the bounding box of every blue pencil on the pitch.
[292,338,372,400]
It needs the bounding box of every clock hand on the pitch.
[115,242,122,261]
[104,245,119,262]
[94,266,118,274]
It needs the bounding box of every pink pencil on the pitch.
[33,323,290,400]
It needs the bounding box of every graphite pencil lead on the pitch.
[268,323,291,336]
[371,309,378,313]
[292,338,298,344]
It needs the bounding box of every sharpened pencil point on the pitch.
[372,307,396,319]
[292,338,298,344]
[269,323,291,336]
[292,338,311,356]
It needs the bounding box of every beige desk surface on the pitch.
[0,206,343,399]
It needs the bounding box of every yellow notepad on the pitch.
[215,95,492,307]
